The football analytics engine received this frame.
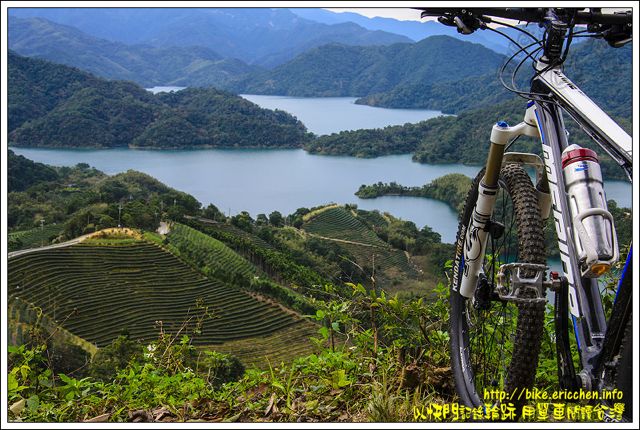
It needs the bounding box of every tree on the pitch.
[230,211,254,232]
[268,211,284,227]
[166,205,185,222]
[203,203,225,221]
[97,214,116,229]
[256,214,268,226]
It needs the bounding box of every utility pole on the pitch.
[154,211,158,224]
[40,219,45,247]
[118,204,123,228]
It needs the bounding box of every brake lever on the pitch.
[437,15,457,28]
[454,16,475,35]
[437,13,482,35]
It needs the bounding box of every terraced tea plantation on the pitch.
[8,241,318,366]
[304,207,383,246]
[8,224,63,251]
[303,206,419,289]
[167,223,256,278]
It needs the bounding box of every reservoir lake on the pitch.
[12,94,632,244]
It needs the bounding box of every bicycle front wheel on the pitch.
[450,164,546,410]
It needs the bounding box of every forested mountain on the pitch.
[306,96,631,180]
[8,8,411,68]
[562,37,633,118]
[356,38,632,115]
[235,36,505,97]
[355,73,510,114]
[8,51,100,132]
[8,17,260,88]
[290,8,546,54]
[8,150,59,192]
[8,52,311,149]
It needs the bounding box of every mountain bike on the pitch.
[419,8,633,421]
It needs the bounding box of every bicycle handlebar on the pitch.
[418,7,632,26]
[416,7,632,47]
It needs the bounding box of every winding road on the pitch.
[8,234,92,260]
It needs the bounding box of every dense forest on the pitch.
[307,96,631,181]
[357,38,633,116]
[8,150,59,192]
[8,154,200,235]
[235,36,505,97]
[8,52,312,149]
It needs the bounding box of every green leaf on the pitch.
[26,395,40,411]
[331,369,351,388]
[331,322,340,332]
[8,373,19,392]
[58,373,72,384]
[319,326,329,339]
[316,309,326,320]
[350,283,366,296]
[271,380,285,392]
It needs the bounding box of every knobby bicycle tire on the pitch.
[598,251,632,422]
[612,315,633,421]
[450,164,546,413]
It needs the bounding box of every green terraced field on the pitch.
[187,217,275,250]
[8,224,63,251]
[354,209,390,230]
[167,223,256,278]
[8,241,318,366]
[303,207,385,246]
[303,207,419,288]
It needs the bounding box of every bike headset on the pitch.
[416,8,632,103]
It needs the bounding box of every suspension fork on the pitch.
[458,103,540,298]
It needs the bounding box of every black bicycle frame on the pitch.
[531,65,633,388]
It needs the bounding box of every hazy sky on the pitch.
[325,8,425,21]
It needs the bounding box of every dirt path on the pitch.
[305,232,385,249]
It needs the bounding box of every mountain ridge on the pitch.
[8,8,411,67]
[8,17,261,88]
[233,35,506,98]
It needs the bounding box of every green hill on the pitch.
[8,239,318,366]
[8,162,200,237]
[8,150,59,192]
[236,36,505,97]
[356,38,632,116]
[307,96,631,180]
[8,17,260,89]
[301,206,425,293]
[8,52,312,149]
